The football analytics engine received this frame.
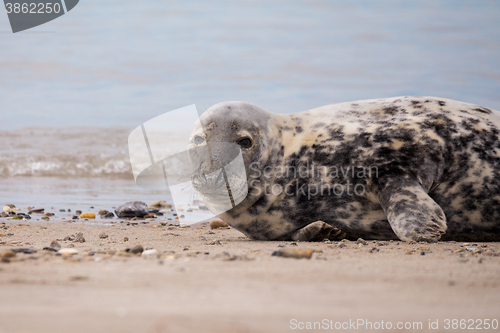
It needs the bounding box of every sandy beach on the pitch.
[0,217,499,333]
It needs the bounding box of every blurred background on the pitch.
[0,0,499,208]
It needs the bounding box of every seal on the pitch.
[189,97,500,242]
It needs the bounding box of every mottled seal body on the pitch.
[190,97,500,242]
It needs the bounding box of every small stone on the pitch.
[356,238,368,245]
[420,251,425,255]
[58,248,78,255]
[41,216,50,221]
[98,210,109,216]
[72,216,79,219]
[160,222,166,226]
[130,245,144,254]
[50,241,61,250]
[338,243,347,248]
[74,232,85,243]
[43,247,58,252]
[123,237,129,242]
[75,210,82,215]
[98,232,108,239]
[44,212,54,216]
[272,248,314,259]
[59,209,66,212]
[209,220,228,229]
[80,212,95,219]
[141,249,158,257]
[102,212,115,219]
[115,201,149,218]
[149,200,172,209]
[69,275,88,281]
[64,235,74,241]
[28,208,44,214]
[1,250,16,259]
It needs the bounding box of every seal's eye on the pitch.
[192,135,205,145]
[236,137,253,149]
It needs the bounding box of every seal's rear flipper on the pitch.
[289,221,346,242]
[379,176,447,242]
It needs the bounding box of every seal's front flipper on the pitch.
[290,221,346,242]
[379,176,447,242]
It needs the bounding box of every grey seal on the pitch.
[189,97,500,242]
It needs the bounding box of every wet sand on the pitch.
[0,219,499,333]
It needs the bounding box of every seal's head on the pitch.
[189,102,281,217]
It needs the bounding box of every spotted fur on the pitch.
[190,97,500,242]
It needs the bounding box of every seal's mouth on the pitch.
[191,170,227,194]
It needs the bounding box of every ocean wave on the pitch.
[0,127,134,178]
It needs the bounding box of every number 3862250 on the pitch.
[5,3,62,14]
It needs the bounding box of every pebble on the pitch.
[80,212,95,219]
[123,237,129,242]
[74,232,85,243]
[1,250,16,259]
[98,210,109,216]
[102,212,115,219]
[3,205,20,213]
[28,208,44,214]
[129,245,144,254]
[99,232,108,239]
[12,248,37,254]
[72,216,79,219]
[209,219,229,229]
[75,210,82,215]
[41,216,50,221]
[141,249,159,257]
[115,201,149,218]
[42,247,58,252]
[272,248,314,259]
[356,238,368,245]
[149,200,172,209]
[58,248,78,255]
